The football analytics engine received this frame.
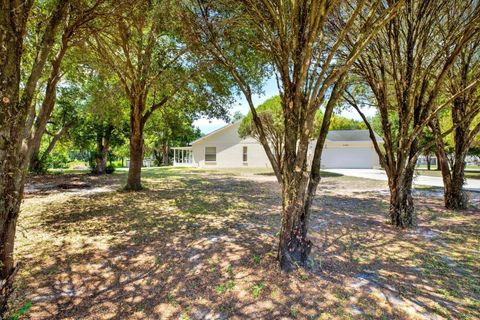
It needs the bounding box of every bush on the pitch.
[47,152,69,169]
[105,165,116,174]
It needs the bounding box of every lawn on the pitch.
[415,168,480,180]
[8,167,480,319]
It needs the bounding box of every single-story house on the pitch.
[172,121,383,169]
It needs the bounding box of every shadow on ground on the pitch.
[10,168,480,319]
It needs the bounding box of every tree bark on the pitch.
[0,0,34,314]
[278,185,312,272]
[432,118,469,210]
[162,142,169,165]
[388,167,415,228]
[93,125,113,174]
[126,100,145,190]
[438,148,468,210]
[435,151,441,171]
[445,167,468,210]
[30,124,71,173]
[27,40,68,171]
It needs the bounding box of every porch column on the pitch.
[173,149,176,164]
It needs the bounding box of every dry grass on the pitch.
[7,167,480,320]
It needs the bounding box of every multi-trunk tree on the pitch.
[31,86,83,173]
[430,39,480,210]
[344,0,480,227]
[185,0,404,271]
[27,0,107,174]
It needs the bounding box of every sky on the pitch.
[193,76,377,134]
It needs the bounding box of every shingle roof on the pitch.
[326,130,383,142]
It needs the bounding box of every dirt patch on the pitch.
[8,168,480,319]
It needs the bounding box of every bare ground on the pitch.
[7,167,480,320]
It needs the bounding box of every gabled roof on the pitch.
[190,121,241,145]
[326,130,383,143]
[191,122,383,145]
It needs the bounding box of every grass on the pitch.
[10,167,480,319]
[415,167,480,180]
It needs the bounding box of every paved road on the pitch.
[325,169,480,192]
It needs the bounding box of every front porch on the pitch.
[172,147,195,167]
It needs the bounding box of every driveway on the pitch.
[324,169,480,192]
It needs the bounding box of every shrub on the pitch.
[105,165,116,174]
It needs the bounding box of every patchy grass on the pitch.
[9,167,480,319]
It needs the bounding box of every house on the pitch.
[172,122,383,169]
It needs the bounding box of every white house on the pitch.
[172,122,383,169]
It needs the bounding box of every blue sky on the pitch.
[193,76,376,134]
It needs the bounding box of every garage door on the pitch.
[321,147,373,169]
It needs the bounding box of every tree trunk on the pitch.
[0,2,31,314]
[426,155,431,170]
[1,1,67,314]
[30,124,70,174]
[126,100,145,190]
[445,175,468,210]
[0,192,22,316]
[388,167,415,228]
[276,94,319,272]
[29,153,44,174]
[432,119,469,210]
[277,179,313,272]
[444,156,468,210]
[162,142,169,165]
[93,125,113,174]
[127,133,144,189]
[94,152,108,174]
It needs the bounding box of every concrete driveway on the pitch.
[324,169,480,192]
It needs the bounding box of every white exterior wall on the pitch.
[189,123,381,169]
[192,122,272,168]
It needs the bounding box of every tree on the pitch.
[1,1,69,313]
[185,0,403,271]
[239,96,284,173]
[30,86,83,173]
[239,95,369,184]
[0,1,107,312]
[231,111,244,122]
[83,73,128,174]
[430,38,480,209]
[343,0,480,227]
[87,0,230,190]
[27,0,107,173]
[145,107,202,165]
[328,115,366,131]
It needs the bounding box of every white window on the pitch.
[243,146,248,162]
[205,147,216,162]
